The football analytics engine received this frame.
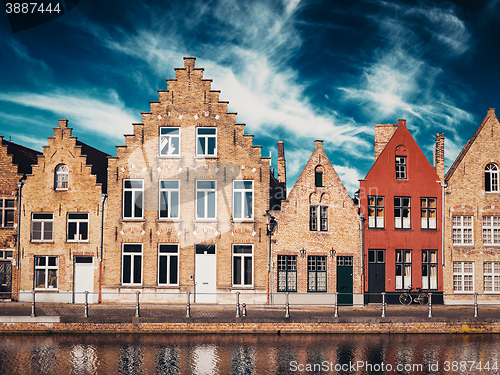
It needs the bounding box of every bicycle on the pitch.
[399,287,429,305]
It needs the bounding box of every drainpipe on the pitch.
[99,193,107,303]
[16,178,25,300]
[440,182,447,268]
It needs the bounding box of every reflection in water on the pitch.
[0,334,499,374]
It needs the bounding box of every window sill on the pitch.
[483,244,500,247]
[485,191,500,194]
[0,226,16,230]
[395,178,409,181]
[158,155,181,158]
[453,291,475,294]
[453,244,474,246]
[194,219,217,223]
[120,285,143,288]
[368,227,386,230]
[394,228,412,231]
[421,228,438,231]
[231,286,255,290]
[31,241,54,244]
[156,285,180,289]
[34,289,59,292]
[157,218,180,222]
[67,241,90,243]
[195,155,218,159]
[121,219,145,222]
[233,219,255,223]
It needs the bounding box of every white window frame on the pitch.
[395,156,406,179]
[55,164,69,190]
[484,262,500,293]
[123,179,144,219]
[67,213,89,242]
[310,206,328,231]
[196,180,216,220]
[452,215,473,245]
[368,196,384,229]
[485,163,499,192]
[34,255,58,289]
[420,197,437,229]
[395,249,412,290]
[421,250,438,290]
[233,180,253,220]
[453,261,474,293]
[159,180,180,219]
[232,244,253,287]
[482,216,500,245]
[308,255,327,292]
[31,213,53,242]
[196,127,217,157]
[122,244,143,286]
[159,127,180,156]
[394,197,411,229]
[0,198,15,228]
[158,244,179,286]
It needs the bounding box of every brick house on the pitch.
[18,120,109,303]
[444,108,500,304]
[0,138,40,300]
[359,120,444,304]
[102,57,280,303]
[272,140,363,305]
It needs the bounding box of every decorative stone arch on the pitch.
[395,144,408,156]
[54,164,69,190]
[309,192,319,205]
[320,193,330,204]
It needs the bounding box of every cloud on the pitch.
[333,165,362,194]
[0,89,138,141]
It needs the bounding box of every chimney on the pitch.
[314,140,323,150]
[488,108,496,117]
[59,119,68,128]
[434,133,445,182]
[374,123,398,160]
[277,141,286,186]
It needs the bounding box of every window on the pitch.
[0,198,15,228]
[159,127,180,156]
[159,180,180,219]
[310,206,328,231]
[158,244,178,285]
[484,262,500,292]
[66,213,89,242]
[233,245,253,287]
[122,244,142,285]
[31,213,53,242]
[0,250,13,259]
[55,164,69,190]
[452,216,473,245]
[420,198,437,229]
[196,180,216,219]
[453,261,473,292]
[395,156,406,179]
[368,196,384,229]
[308,256,326,292]
[123,180,143,219]
[233,181,253,220]
[422,250,437,290]
[368,249,385,263]
[482,216,500,245]
[196,128,217,156]
[485,163,499,192]
[315,166,323,187]
[277,255,297,292]
[394,197,411,229]
[34,256,58,289]
[395,249,411,290]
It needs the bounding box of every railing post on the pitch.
[381,292,386,318]
[84,291,89,317]
[236,292,241,317]
[242,303,247,317]
[334,292,339,318]
[186,292,191,318]
[428,293,432,318]
[135,291,140,318]
[474,292,478,318]
[31,289,36,317]
[285,292,290,318]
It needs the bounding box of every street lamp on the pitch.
[264,210,277,305]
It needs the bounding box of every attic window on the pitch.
[55,164,69,190]
[485,163,499,192]
[315,166,323,187]
[395,156,406,179]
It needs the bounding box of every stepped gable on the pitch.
[0,138,41,177]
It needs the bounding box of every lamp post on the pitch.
[264,210,277,305]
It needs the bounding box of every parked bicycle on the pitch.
[399,287,429,305]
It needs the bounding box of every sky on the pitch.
[1,0,499,195]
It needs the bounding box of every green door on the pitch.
[337,256,353,305]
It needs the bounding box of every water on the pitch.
[0,333,498,374]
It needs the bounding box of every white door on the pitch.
[195,244,216,303]
[74,256,94,304]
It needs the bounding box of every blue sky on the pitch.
[1,0,499,194]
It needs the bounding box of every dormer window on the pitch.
[395,156,406,179]
[315,166,323,187]
[55,164,69,190]
[485,163,499,192]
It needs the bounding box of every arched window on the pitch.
[485,163,499,192]
[315,166,323,187]
[55,164,69,190]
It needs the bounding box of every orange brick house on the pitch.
[272,140,362,305]
[18,120,109,303]
[444,108,500,304]
[0,138,40,300]
[102,57,282,303]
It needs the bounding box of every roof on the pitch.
[1,138,41,176]
[76,140,110,193]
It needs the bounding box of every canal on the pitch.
[0,333,498,374]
